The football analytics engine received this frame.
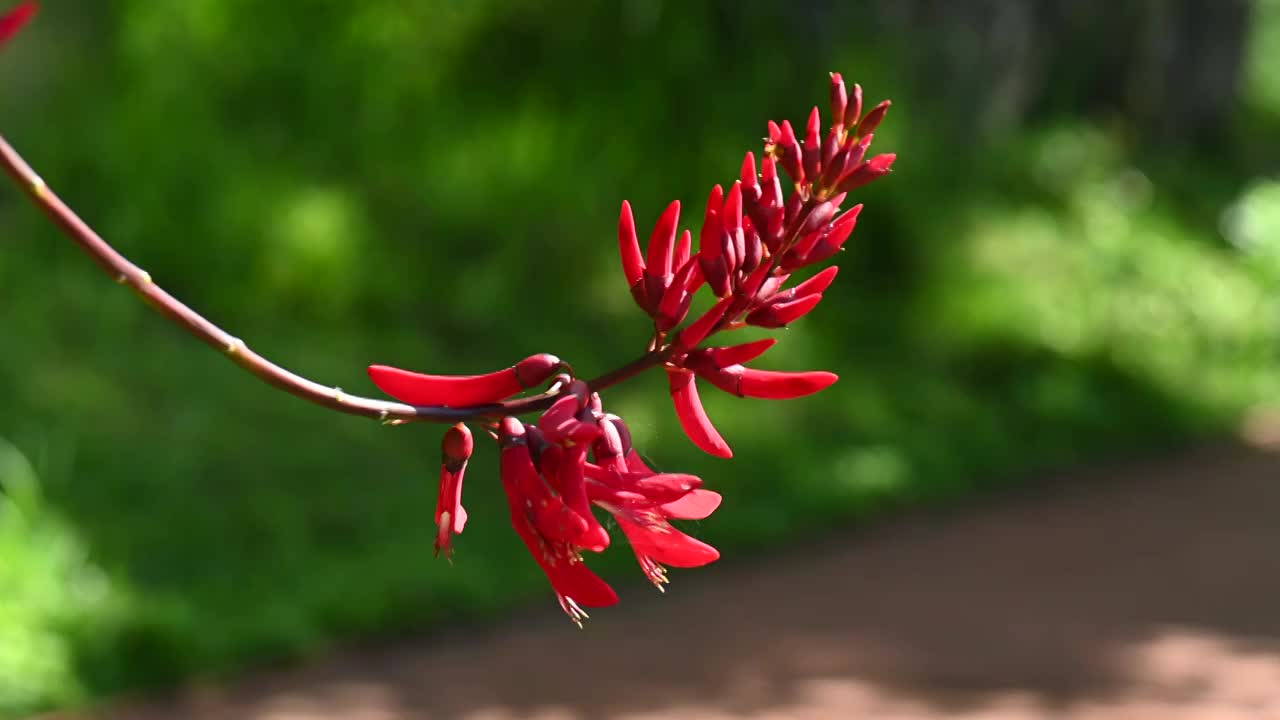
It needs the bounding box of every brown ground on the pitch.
[61,443,1280,719]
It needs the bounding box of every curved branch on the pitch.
[0,134,663,423]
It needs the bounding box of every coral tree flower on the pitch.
[364,73,890,625]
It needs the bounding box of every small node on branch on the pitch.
[29,175,46,198]
[333,387,346,404]
[224,337,244,355]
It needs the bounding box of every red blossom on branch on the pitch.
[0,32,893,625]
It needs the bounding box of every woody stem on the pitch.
[0,134,659,424]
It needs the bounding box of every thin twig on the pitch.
[0,134,665,423]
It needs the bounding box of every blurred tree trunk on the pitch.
[872,0,1253,146]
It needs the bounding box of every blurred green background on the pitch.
[2,0,1280,715]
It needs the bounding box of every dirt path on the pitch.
[62,443,1280,719]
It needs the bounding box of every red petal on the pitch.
[773,265,839,303]
[740,151,759,193]
[837,153,896,193]
[0,1,36,47]
[745,293,823,328]
[624,449,653,474]
[617,515,720,568]
[856,99,891,138]
[677,295,733,349]
[674,228,692,270]
[829,72,848,129]
[723,182,743,234]
[804,106,821,181]
[553,445,610,552]
[552,559,620,608]
[647,200,681,277]
[618,201,646,288]
[661,489,722,520]
[738,368,838,399]
[656,257,699,331]
[847,83,864,131]
[506,507,617,611]
[705,338,777,368]
[368,363,523,406]
[667,369,732,458]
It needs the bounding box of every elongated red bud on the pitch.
[369,353,561,407]
[756,271,790,301]
[692,361,837,400]
[829,72,848,129]
[739,368,838,399]
[723,182,743,234]
[434,423,473,558]
[737,256,774,299]
[803,106,822,181]
[766,119,782,145]
[618,200,645,288]
[800,197,841,236]
[740,151,760,206]
[674,228,692,269]
[0,1,36,47]
[838,153,896,193]
[647,200,681,277]
[656,257,699,331]
[856,99,891,138]
[700,204,723,262]
[700,254,731,298]
[791,205,862,269]
[821,128,841,180]
[514,354,565,388]
[788,265,840,300]
[677,295,733,350]
[846,83,864,132]
[778,120,803,185]
[740,220,762,274]
[705,338,777,367]
[745,293,823,328]
[784,190,805,230]
[666,368,732,458]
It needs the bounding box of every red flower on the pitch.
[368,353,562,406]
[434,423,473,559]
[498,417,616,626]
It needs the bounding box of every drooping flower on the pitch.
[434,423,473,559]
[498,417,616,626]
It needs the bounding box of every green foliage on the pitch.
[1,2,1278,715]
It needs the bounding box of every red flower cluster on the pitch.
[632,73,894,459]
[0,1,892,625]
[367,73,892,624]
